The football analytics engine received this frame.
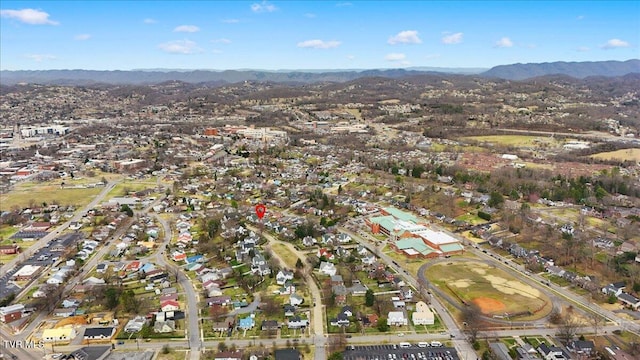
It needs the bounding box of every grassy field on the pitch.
[271,243,299,269]
[107,177,159,199]
[590,148,640,162]
[461,135,560,148]
[426,260,552,320]
[0,185,102,211]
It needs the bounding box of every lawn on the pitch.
[461,135,560,148]
[426,260,552,320]
[156,349,188,360]
[0,186,102,211]
[590,148,640,162]
[271,243,299,269]
[107,178,159,199]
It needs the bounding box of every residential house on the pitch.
[83,327,115,340]
[154,320,176,333]
[124,316,146,333]
[289,294,304,306]
[238,315,255,330]
[489,342,512,360]
[330,275,344,286]
[214,351,243,360]
[602,282,626,297]
[330,312,350,327]
[283,304,296,317]
[206,296,232,307]
[349,283,368,296]
[274,349,302,360]
[276,270,294,285]
[319,262,336,276]
[387,311,408,326]
[332,284,348,305]
[537,343,570,360]
[567,340,595,357]
[618,292,640,310]
[261,320,280,331]
[287,316,308,329]
[53,308,75,318]
[161,300,180,312]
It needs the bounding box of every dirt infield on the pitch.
[426,260,552,319]
[473,297,506,313]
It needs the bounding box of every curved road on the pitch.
[246,224,327,360]
[152,212,202,360]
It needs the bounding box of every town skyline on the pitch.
[1,1,638,71]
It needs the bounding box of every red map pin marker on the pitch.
[255,204,266,220]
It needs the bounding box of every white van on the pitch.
[399,342,412,348]
[417,342,429,348]
[430,341,442,347]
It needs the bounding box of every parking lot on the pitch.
[343,345,459,360]
[0,233,83,300]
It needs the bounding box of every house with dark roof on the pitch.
[567,340,595,357]
[275,348,302,360]
[618,292,640,310]
[83,327,115,340]
[537,343,570,360]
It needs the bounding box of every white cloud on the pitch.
[143,18,157,24]
[251,1,277,13]
[601,38,630,49]
[212,38,231,44]
[174,25,200,33]
[442,32,463,44]
[385,53,406,61]
[494,37,513,48]
[388,30,421,45]
[0,8,58,25]
[576,46,590,52]
[336,2,353,7]
[222,19,240,23]
[297,39,341,49]
[577,15,585,20]
[304,13,316,18]
[346,55,355,60]
[25,54,56,62]
[158,40,202,54]
[74,34,91,41]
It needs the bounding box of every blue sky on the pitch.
[1,1,638,70]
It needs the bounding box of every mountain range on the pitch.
[0,60,638,85]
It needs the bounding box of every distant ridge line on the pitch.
[1,59,638,85]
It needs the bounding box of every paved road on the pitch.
[0,181,118,276]
[246,224,327,360]
[338,226,478,360]
[466,246,640,335]
[152,212,202,360]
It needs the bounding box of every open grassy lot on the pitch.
[460,135,560,148]
[590,148,640,162]
[107,177,160,199]
[272,243,299,269]
[426,260,552,320]
[0,185,102,211]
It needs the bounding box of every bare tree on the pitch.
[557,315,581,344]
[461,303,484,343]
[589,313,604,336]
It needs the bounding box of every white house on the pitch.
[388,311,408,326]
[319,262,337,276]
[276,270,294,285]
